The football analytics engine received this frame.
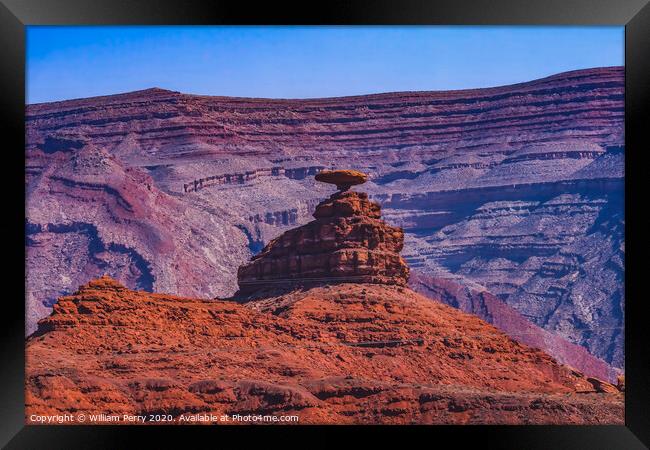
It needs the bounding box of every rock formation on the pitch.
[314,169,368,191]
[25,172,623,424]
[237,172,409,295]
[25,144,249,333]
[25,67,624,373]
[26,276,623,424]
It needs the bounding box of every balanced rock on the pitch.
[314,169,368,191]
[236,176,409,296]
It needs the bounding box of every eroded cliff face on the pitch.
[395,178,624,367]
[25,143,250,333]
[26,67,624,369]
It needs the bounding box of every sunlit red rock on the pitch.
[315,169,368,191]
[236,187,409,295]
[26,277,623,424]
[25,66,625,374]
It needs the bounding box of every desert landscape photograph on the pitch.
[25,26,625,425]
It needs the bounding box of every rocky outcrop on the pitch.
[237,184,409,295]
[25,67,624,372]
[26,277,622,424]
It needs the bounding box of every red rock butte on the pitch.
[236,173,409,296]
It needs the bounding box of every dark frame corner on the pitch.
[1,0,649,448]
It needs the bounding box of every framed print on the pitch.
[1,0,649,448]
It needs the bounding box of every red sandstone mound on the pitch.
[26,276,622,424]
[237,178,409,295]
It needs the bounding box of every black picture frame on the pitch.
[1,1,649,448]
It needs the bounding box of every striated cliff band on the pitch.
[26,181,623,424]
[26,67,624,377]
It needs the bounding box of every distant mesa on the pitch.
[315,169,368,191]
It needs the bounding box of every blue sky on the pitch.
[26,26,624,104]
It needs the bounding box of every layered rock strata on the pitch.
[25,67,624,371]
[237,188,409,295]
